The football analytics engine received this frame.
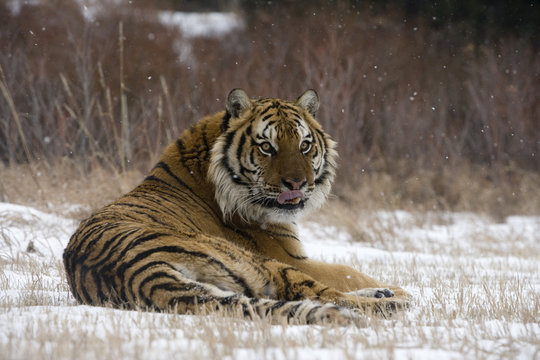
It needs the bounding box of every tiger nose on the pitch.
[282,177,307,190]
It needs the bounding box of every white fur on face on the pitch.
[209,116,337,224]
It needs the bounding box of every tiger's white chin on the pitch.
[210,166,330,224]
[264,209,304,224]
[232,195,323,225]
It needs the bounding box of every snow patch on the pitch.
[0,202,76,259]
[158,11,244,38]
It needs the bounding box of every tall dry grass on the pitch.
[0,1,538,217]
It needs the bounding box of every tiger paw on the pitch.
[348,288,394,298]
[345,288,411,317]
[375,295,411,315]
[304,304,368,327]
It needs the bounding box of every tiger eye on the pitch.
[300,140,312,153]
[259,142,273,155]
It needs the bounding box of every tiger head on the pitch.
[209,89,338,224]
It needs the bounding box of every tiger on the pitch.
[63,89,410,325]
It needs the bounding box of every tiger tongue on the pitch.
[277,190,304,205]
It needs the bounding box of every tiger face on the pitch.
[209,89,337,224]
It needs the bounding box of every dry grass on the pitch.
[0,161,142,218]
[327,162,540,223]
[1,160,538,222]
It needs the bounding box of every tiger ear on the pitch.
[296,89,319,116]
[226,88,251,117]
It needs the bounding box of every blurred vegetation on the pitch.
[173,0,540,43]
[0,0,538,214]
[371,0,538,43]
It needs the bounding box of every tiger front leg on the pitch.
[289,259,411,304]
[264,260,409,317]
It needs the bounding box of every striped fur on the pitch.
[63,89,410,325]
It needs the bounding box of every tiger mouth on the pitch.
[277,190,304,205]
[271,190,305,210]
[254,190,306,211]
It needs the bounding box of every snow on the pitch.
[156,11,243,64]
[0,202,539,359]
[4,0,39,15]
[158,11,244,38]
[7,1,244,39]
[0,203,75,259]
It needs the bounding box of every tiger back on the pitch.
[63,89,410,325]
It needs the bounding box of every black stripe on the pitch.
[298,280,315,288]
[118,192,180,218]
[287,303,302,320]
[279,267,296,300]
[155,161,190,189]
[219,294,241,305]
[282,249,308,260]
[221,111,232,132]
[67,220,114,269]
[202,122,210,160]
[236,133,246,164]
[259,105,274,117]
[176,139,192,172]
[92,269,109,304]
[87,227,140,265]
[106,232,168,292]
[261,114,273,122]
[316,287,331,298]
[221,131,248,186]
[222,130,236,154]
[278,103,297,112]
[118,245,254,298]
[145,275,195,301]
[69,218,117,261]
[168,295,212,308]
[315,170,330,185]
[249,146,256,165]
[112,203,167,226]
[176,139,185,151]
[250,297,259,305]
[305,305,323,324]
[127,261,177,298]
[266,230,300,242]
[269,300,286,314]
[77,264,94,304]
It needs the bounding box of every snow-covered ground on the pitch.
[0,202,538,359]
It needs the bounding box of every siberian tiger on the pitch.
[63,89,410,325]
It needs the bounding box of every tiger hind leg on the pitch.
[127,263,364,325]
